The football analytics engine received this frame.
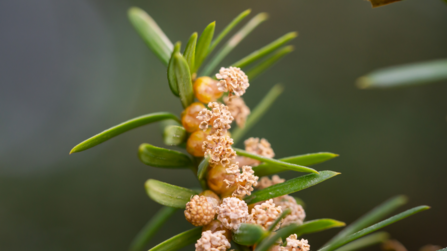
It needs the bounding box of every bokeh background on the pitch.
[1,0,446,250]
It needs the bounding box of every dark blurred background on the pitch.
[1,0,446,250]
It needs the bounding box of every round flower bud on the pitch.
[207,164,237,195]
[181,102,206,133]
[279,234,310,251]
[217,197,249,231]
[247,199,282,230]
[194,76,223,103]
[184,195,216,226]
[186,129,209,157]
[195,230,231,251]
[202,220,232,241]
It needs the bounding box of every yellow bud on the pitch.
[193,76,223,103]
[182,102,206,133]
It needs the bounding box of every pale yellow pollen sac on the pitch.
[274,195,306,226]
[224,96,250,128]
[247,199,282,230]
[197,102,234,131]
[203,131,236,166]
[217,197,249,231]
[216,67,249,98]
[184,195,217,227]
[256,175,285,189]
[195,230,231,251]
[279,234,310,251]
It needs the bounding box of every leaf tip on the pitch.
[257,12,269,21]
[356,76,372,89]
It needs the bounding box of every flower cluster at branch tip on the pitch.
[216,67,250,97]
[224,96,250,128]
[247,199,283,230]
[196,230,231,251]
[280,234,310,251]
[184,195,217,226]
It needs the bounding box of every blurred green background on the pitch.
[1,0,446,250]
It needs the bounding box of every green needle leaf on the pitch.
[167,42,181,97]
[232,84,283,144]
[145,179,198,208]
[128,7,173,66]
[201,13,269,77]
[244,171,340,204]
[70,112,180,154]
[129,206,178,251]
[233,223,268,246]
[234,148,318,174]
[335,232,389,251]
[149,227,202,251]
[184,33,197,71]
[233,32,297,69]
[163,125,187,146]
[318,206,430,251]
[293,219,345,237]
[194,22,215,73]
[174,52,194,108]
[246,45,294,80]
[356,59,447,89]
[253,152,339,177]
[267,208,291,232]
[324,195,407,247]
[197,155,210,180]
[255,223,301,251]
[138,143,192,168]
[209,9,251,53]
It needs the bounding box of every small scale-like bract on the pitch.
[256,175,285,189]
[274,195,305,226]
[217,197,249,231]
[197,102,234,131]
[184,195,216,226]
[203,130,236,166]
[216,67,250,97]
[195,230,231,251]
[247,199,282,230]
[224,96,250,128]
[280,234,310,251]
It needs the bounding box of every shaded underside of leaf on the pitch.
[174,52,194,108]
[138,143,192,168]
[163,125,187,146]
[294,219,345,237]
[244,171,340,204]
[184,33,197,71]
[70,112,180,154]
[197,155,210,180]
[149,227,202,251]
[145,179,198,208]
[167,42,181,96]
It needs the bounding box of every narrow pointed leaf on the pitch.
[139,143,192,168]
[268,208,291,232]
[149,227,202,251]
[246,45,294,80]
[293,219,345,237]
[70,112,180,154]
[233,32,297,69]
[233,223,268,246]
[184,33,197,71]
[163,125,187,146]
[129,207,178,251]
[194,22,215,73]
[357,59,447,89]
[255,223,301,251]
[319,206,430,251]
[167,42,181,96]
[244,171,340,204]
[253,152,338,177]
[197,155,210,180]
[232,84,283,144]
[234,148,318,174]
[174,53,194,108]
[209,9,251,53]
[145,179,198,208]
[201,13,269,76]
[128,7,173,65]
[336,232,389,251]
[324,195,407,247]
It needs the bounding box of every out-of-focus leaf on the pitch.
[184,33,197,71]
[209,9,251,53]
[129,207,178,251]
[163,125,187,146]
[255,223,301,251]
[201,13,269,76]
[167,42,181,96]
[357,59,447,89]
[294,219,345,237]
[369,0,401,8]
[233,32,297,69]
[336,232,389,251]
[232,84,283,144]
[324,195,407,247]
[174,52,194,108]
[234,148,318,174]
[145,179,198,208]
[318,206,430,251]
[253,152,338,176]
[294,197,305,208]
[244,171,340,204]
[70,112,180,154]
[268,208,291,232]
[233,223,268,246]
[246,45,294,80]
[128,7,173,65]
[197,155,210,180]
[194,22,215,73]
[149,227,202,251]
[139,143,192,168]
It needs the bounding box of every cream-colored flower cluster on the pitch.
[224,96,250,128]
[217,197,249,231]
[280,234,310,251]
[203,130,237,166]
[235,137,275,167]
[256,175,285,189]
[184,195,217,226]
[225,164,259,197]
[247,199,282,230]
[196,230,231,251]
[197,102,234,131]
[216,67,249,97]
[274,195,306,226]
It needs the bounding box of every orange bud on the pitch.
[207,164,237,195]
[182,102,206,133]
[194,76,223,103]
